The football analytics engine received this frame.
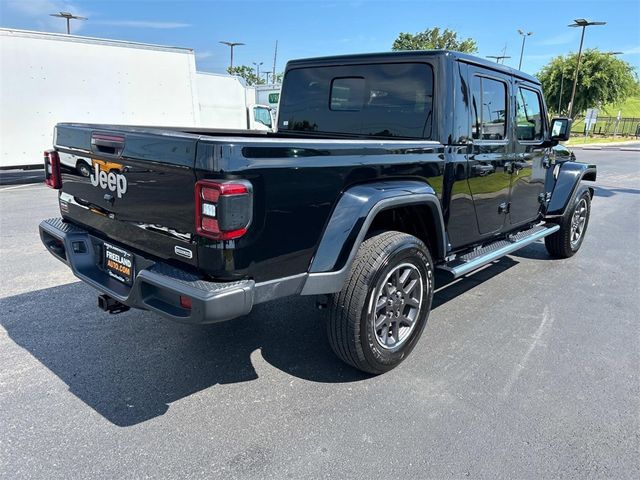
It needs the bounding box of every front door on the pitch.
[509,84,548,227]
[467,70,512,235]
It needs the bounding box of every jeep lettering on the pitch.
[89,163,127,198]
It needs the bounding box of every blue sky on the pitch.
[2,0,639,76]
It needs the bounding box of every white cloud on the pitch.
[195,51,213,59]
[92,20,190,29]
[537,31,578,46]
[623,46,640,55]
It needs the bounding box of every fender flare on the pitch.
[301,180,446,295]
[546,161,597,218]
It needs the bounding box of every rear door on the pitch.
[466,67,512,235]
[509,84,548,227]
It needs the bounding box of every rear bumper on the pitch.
[39,218,254,324]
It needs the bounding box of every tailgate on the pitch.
[55,123,200,266]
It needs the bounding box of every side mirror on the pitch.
[550,117,572,142]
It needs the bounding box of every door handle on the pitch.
[91,133,125,156]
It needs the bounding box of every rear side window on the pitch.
[471,76,507,140]
[279,63,434,138]
[516,87,544,141]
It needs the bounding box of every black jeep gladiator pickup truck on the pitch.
[40,51,596,374]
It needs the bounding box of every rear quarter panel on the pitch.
[194,138,445,282]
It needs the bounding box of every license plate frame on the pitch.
[104,242,134,285]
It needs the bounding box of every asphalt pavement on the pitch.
[1,148,639,479]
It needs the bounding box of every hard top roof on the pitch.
[286,50,540,85]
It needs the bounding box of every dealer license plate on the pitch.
[104,242,134,285]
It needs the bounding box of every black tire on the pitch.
[76,160,91,177]
[545,188,591,258]
[327,231,434,374]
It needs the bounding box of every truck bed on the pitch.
[53,122,445,283]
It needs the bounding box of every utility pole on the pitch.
[272,40,278,83]
[517,30,533,70]
[49,12,86,34]
[567,19,606,118]
[219,41,245,70]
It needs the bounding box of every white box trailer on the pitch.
[0,28,273,169]
[0,28,200,169]
[254,84,282,113]
[197,72,274,131]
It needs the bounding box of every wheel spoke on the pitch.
[384,282,394,297]
[375,296,387,312]
[404,278,418,295]
[398,314,414,327]
[405,296,420,308]
[379,326,389,346]
[392,321,400,345]
[399,268,411,287]
[375,313,388,329]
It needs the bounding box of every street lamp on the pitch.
[219,41,245,70]
[517,30,533,70]
[49,11,87,34]
[253,61,263,80]
[566,18,606,117]
[486,55,511,64]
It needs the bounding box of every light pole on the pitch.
[219,41,245,70]
[486,55,511,64]
[253,61,263,81]
[49,11,86,34]
[567,19,606,118]
[517,30,533,70]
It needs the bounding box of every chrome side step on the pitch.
[439,223,560,278]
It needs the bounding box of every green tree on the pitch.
[538,49,637,117]
[392,27,477,53]
[227,65,265,86]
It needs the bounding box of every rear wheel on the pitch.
[327,231,434,374]
[545,188,591,258]
[76,160,91,177]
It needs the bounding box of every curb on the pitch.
[568,144,640,152]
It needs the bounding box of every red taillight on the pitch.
[44,150,62,189]
[195,180,252,240]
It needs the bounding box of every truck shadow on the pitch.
[1,259,516,427]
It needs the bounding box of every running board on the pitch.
[438,224,560,278]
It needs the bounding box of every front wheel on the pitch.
[327,231,434,374]
[545,188,592,258]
